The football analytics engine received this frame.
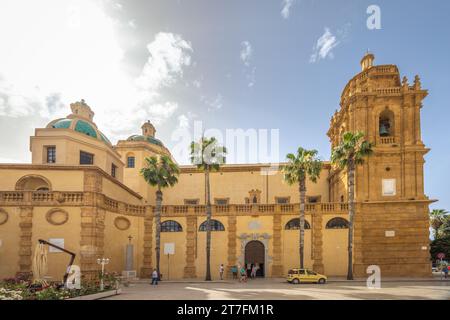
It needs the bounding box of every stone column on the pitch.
[18,207,33,277]
[312,211,324,274]
[140,206,153,278]
[271,210,283,276]
[183,207,197,278]
[226,208,237,278]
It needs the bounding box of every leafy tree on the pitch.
[429,209,449,239]
[331,131,373,280]
[283,147,322,268]
[141,155,180,277]
[190,137,227,281]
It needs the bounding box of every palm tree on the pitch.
[331,131,373,280]
[190,137,227,281]
[430,209,449,239]
[283,147,322,269]
[141,155,180,278]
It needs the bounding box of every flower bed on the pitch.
[0,272,121,300]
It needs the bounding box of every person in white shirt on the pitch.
[151,269,159,285]
[219,264,224,280]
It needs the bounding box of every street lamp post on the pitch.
[97,257,110,291]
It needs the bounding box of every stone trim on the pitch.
[312,211,324,274]
[18,207,33,274]
[226,213,237,277]
[80,207,105,279]
[140,208,153,278]
[183,212,197,278]
[0,208,8,225]
[46,208,69,225]
[271,212,283,276]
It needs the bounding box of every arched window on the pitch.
[285,218,311,230]
[379,108,395,137]
[160,220,183,232]
[15,175,52,191]
[199,219,225,231]
[326,217,349,229]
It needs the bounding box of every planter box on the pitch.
[66,288,121,300]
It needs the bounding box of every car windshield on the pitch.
[307,270,317,275]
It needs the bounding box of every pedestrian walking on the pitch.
[443,265,449,279]
[151,268,159,285]
[251,265,257,279]
[231,265,238,279]
[219,264,224,280]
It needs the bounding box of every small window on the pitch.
[127,156,135,168]
[340,195,344,202]
[275,197,290,204]
[184,199,199,205]
[111,163,117,178]
[160,220,183,232]
[285,218,311,230]
[80,151,94,165]
[215,198,229,205]
[46,146,56,163]
[199,219,225,231]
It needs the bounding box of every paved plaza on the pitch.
[105,278,450,300]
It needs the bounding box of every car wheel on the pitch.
[292,279,300,284]
[318,278,326,284]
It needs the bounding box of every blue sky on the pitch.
[0,0,449,209]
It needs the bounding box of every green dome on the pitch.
[127,134,163,147]
[75,120,97,138]
[52,119,72,129]
[47,117,112,147]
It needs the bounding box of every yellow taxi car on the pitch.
[287,268,327,284]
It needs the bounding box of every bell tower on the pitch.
[328,53,429,202]
[328,53,432,277]
[141,120,156,138]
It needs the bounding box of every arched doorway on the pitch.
[244,240,265,277]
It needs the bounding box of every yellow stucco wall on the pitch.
[103,212,144,274]
[30,207,81,282]
[0,207,20,278]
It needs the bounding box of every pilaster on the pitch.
[312,211,324,274]
[183,207,197,278]
[140,206,153,278]
[271,209,283,276]
[18,207,33,277]
[226,209,237,278]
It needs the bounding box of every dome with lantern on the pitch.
[46,100,112,146]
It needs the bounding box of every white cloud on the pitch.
[136,32,192,91]
[310,28,340,63]
[281,0,296,19]
[201,94,223,112]
[0,0,193,141]
[128,19,137,29]
[240,41,255,87]
[192,80,202,88]
[240,41,252,66]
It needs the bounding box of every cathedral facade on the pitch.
[0,54,433,280]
